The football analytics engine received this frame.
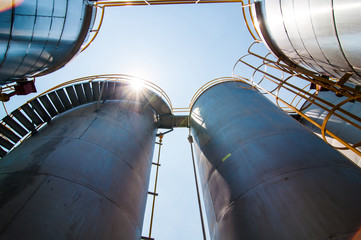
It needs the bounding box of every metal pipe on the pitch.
[188,133,207,240]
[190,81,361,240]
[0,100,158,239]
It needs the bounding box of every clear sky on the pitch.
[2,3,256,239]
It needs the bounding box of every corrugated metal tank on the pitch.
[0,0,95,85]
[190,81,361,240]
[253,0,361,85]
[0,99,157,239]
[299,91,361,166]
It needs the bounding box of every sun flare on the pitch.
[130,79,144,92]
[0,0,24,12]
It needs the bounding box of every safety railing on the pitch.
[80,0,258,53]
[0,74,173,158]
[233,41,361,161]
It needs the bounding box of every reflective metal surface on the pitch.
[0,0,95,85]
[0,99,158,239]
[300,91,361,166]
[254,0,361,85]
[190,81,361,240]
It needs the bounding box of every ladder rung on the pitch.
[12,109,34,131]
[66,86,80,107]
[0,124,20,143]
[2,116,27,137]
[152,162,161,166]
[0,136,14,150]
[39,95,57,117]
[56,89,72,110]
[148,191,158,196]
[22,104,43,126]
[83,82,93,102]
[141,237,155,240]
[75,84,87,105]
[30,99,51,123]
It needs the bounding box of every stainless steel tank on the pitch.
[253,0,361,85]
[0,0,95,85]
[0,81,171,239]
[190,81,361,240]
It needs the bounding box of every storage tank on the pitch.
[0,0,95,85]
[299,91,361,166]
[190,81,361,240]
[253,0,361,86]
[0,79,172,239]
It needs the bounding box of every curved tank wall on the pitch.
[253,0,361,86]
[190,81,361,240]
[299,91,361,166]
[0,0,95,85]
[0,100,157,239]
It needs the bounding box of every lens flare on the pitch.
[0,0,24,12]
[352,228,361,240]
[130,79,144,92]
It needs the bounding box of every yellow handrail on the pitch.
[233,41,361,159]
[80,0,260,54]
[25,74,173,112]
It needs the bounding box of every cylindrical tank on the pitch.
[0,99,157,239]
[0,0,95,85]
[253,0,361,85]
[299,91,361,166]
[190,81,361,240]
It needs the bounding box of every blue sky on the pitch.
[3,3,255,239]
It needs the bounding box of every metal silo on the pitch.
[0,0,95,85]
[299,91,361,166]
[253,0,361,85]
[0,77,172,239]
[190,80,361,240]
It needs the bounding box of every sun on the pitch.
[130,79,144,92]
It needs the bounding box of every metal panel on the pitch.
[190,82,361,240]
[292,0,336,76]
[262,0,298,61]
[74,84,87,105]
[92,81,100,101]
[12,109,35,131]
[108,82,117,100]
[22,104,43,126]
[2,116,28,137]
[279,0,317,71]
[256,0,361,84]
[56,89,72,110]
[0,0,94,85]
[0,148,6,157]
[83,82,93,102]
[0,100,158,239]
[39,95,58,117]
[0,124,20,143]
[65,86,79,107]
[30,99,51,123]
[48,92,65,113]
[333,0,361,78]
[0,136,14,150]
